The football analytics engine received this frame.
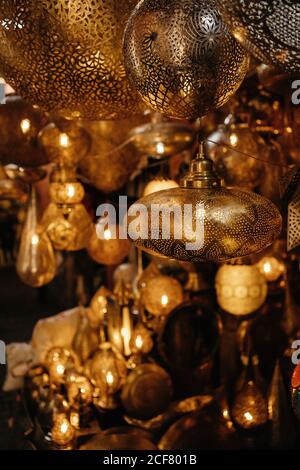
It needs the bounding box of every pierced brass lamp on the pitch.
[219,0,300,73]
[130,143,282,263]
[124,0,249,119]
[0,0,142,119]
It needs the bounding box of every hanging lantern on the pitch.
[231,356,268,430]
[143,178,179,197]
[42,203,92,252]
[207,122,266,189]
[38,122,91,167]
[45,347,79,385]
[0,1,142,120]
[90,343,127,410]
[256,256,285,283]
[79,119,141,193]
[123,0,249,119]
[88,286,116,329]
[219,0,300,73]
[51,413,76,449]
[87,225,131,266]
[215,264,268,316]
[129,143,282,263]
[16,187,56,287]
[0,95,48,167]
[130,119,196,158]
[129,323,154,356]
[141,275,184,317]
[67,375,94,409]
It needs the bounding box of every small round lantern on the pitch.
[87,225,131,266]
[215,264,268,316]
[42,203,92,251]
[38,122,91,167]
[90,343,127,410]
[141,275,184,317]
[0,95,48,167]
[51,413,76,448]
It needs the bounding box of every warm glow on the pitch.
[105,371,114,385]
[135,334,143,350]
[66,184,76,198]
[156,142,165,155]
[161,294,169,306]
[262,262,272,274]
[244,411,253,422]
[20,118,31,134]
[60,420,69,435]
[31,233,39,246]
[59,133,70,148]
[229,133,238,146]
[104,228,112,241]
[56,363,65,376]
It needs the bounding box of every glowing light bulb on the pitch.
[106,371,114,386]
[66,184,76,199]
[263,262,272,274]
[135,334,143,350]
[17,188,56,287]
[59,133,70,148]
[56,363,65,376]
[229,132,238,146]
[156,142,165,155]
[51,414,75,447]
[20,118,31,134]
[104,228,112,240]
[244,411,253,422]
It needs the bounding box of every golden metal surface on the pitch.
[0,1,142,119]
[124,0,249,119]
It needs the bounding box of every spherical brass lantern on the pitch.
[141,275,184,317]
[0,0,142,120]
[0,95,48,167]
[87,225,131,266]
[219,0,300,73]
[207,122,266,189]
[215,264,268,316]
[123,0,249,119]
[38,122,91,167]
[129,144,282,263]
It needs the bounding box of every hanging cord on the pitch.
[94,128,293,171]
[206,138,291,170]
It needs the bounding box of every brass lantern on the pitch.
[0,0,142,120]
[129,143,282,263]
[207,122,266,189]
[0,95,48,167]
[79,119,141,194]
[215,264,268,316]
[219,0,300,73]
[124,0,249,119]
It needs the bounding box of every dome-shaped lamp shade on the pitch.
[0,0,142,120]
[128,145,282,263]
[123,0,249,119]
[219,0,300,73]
